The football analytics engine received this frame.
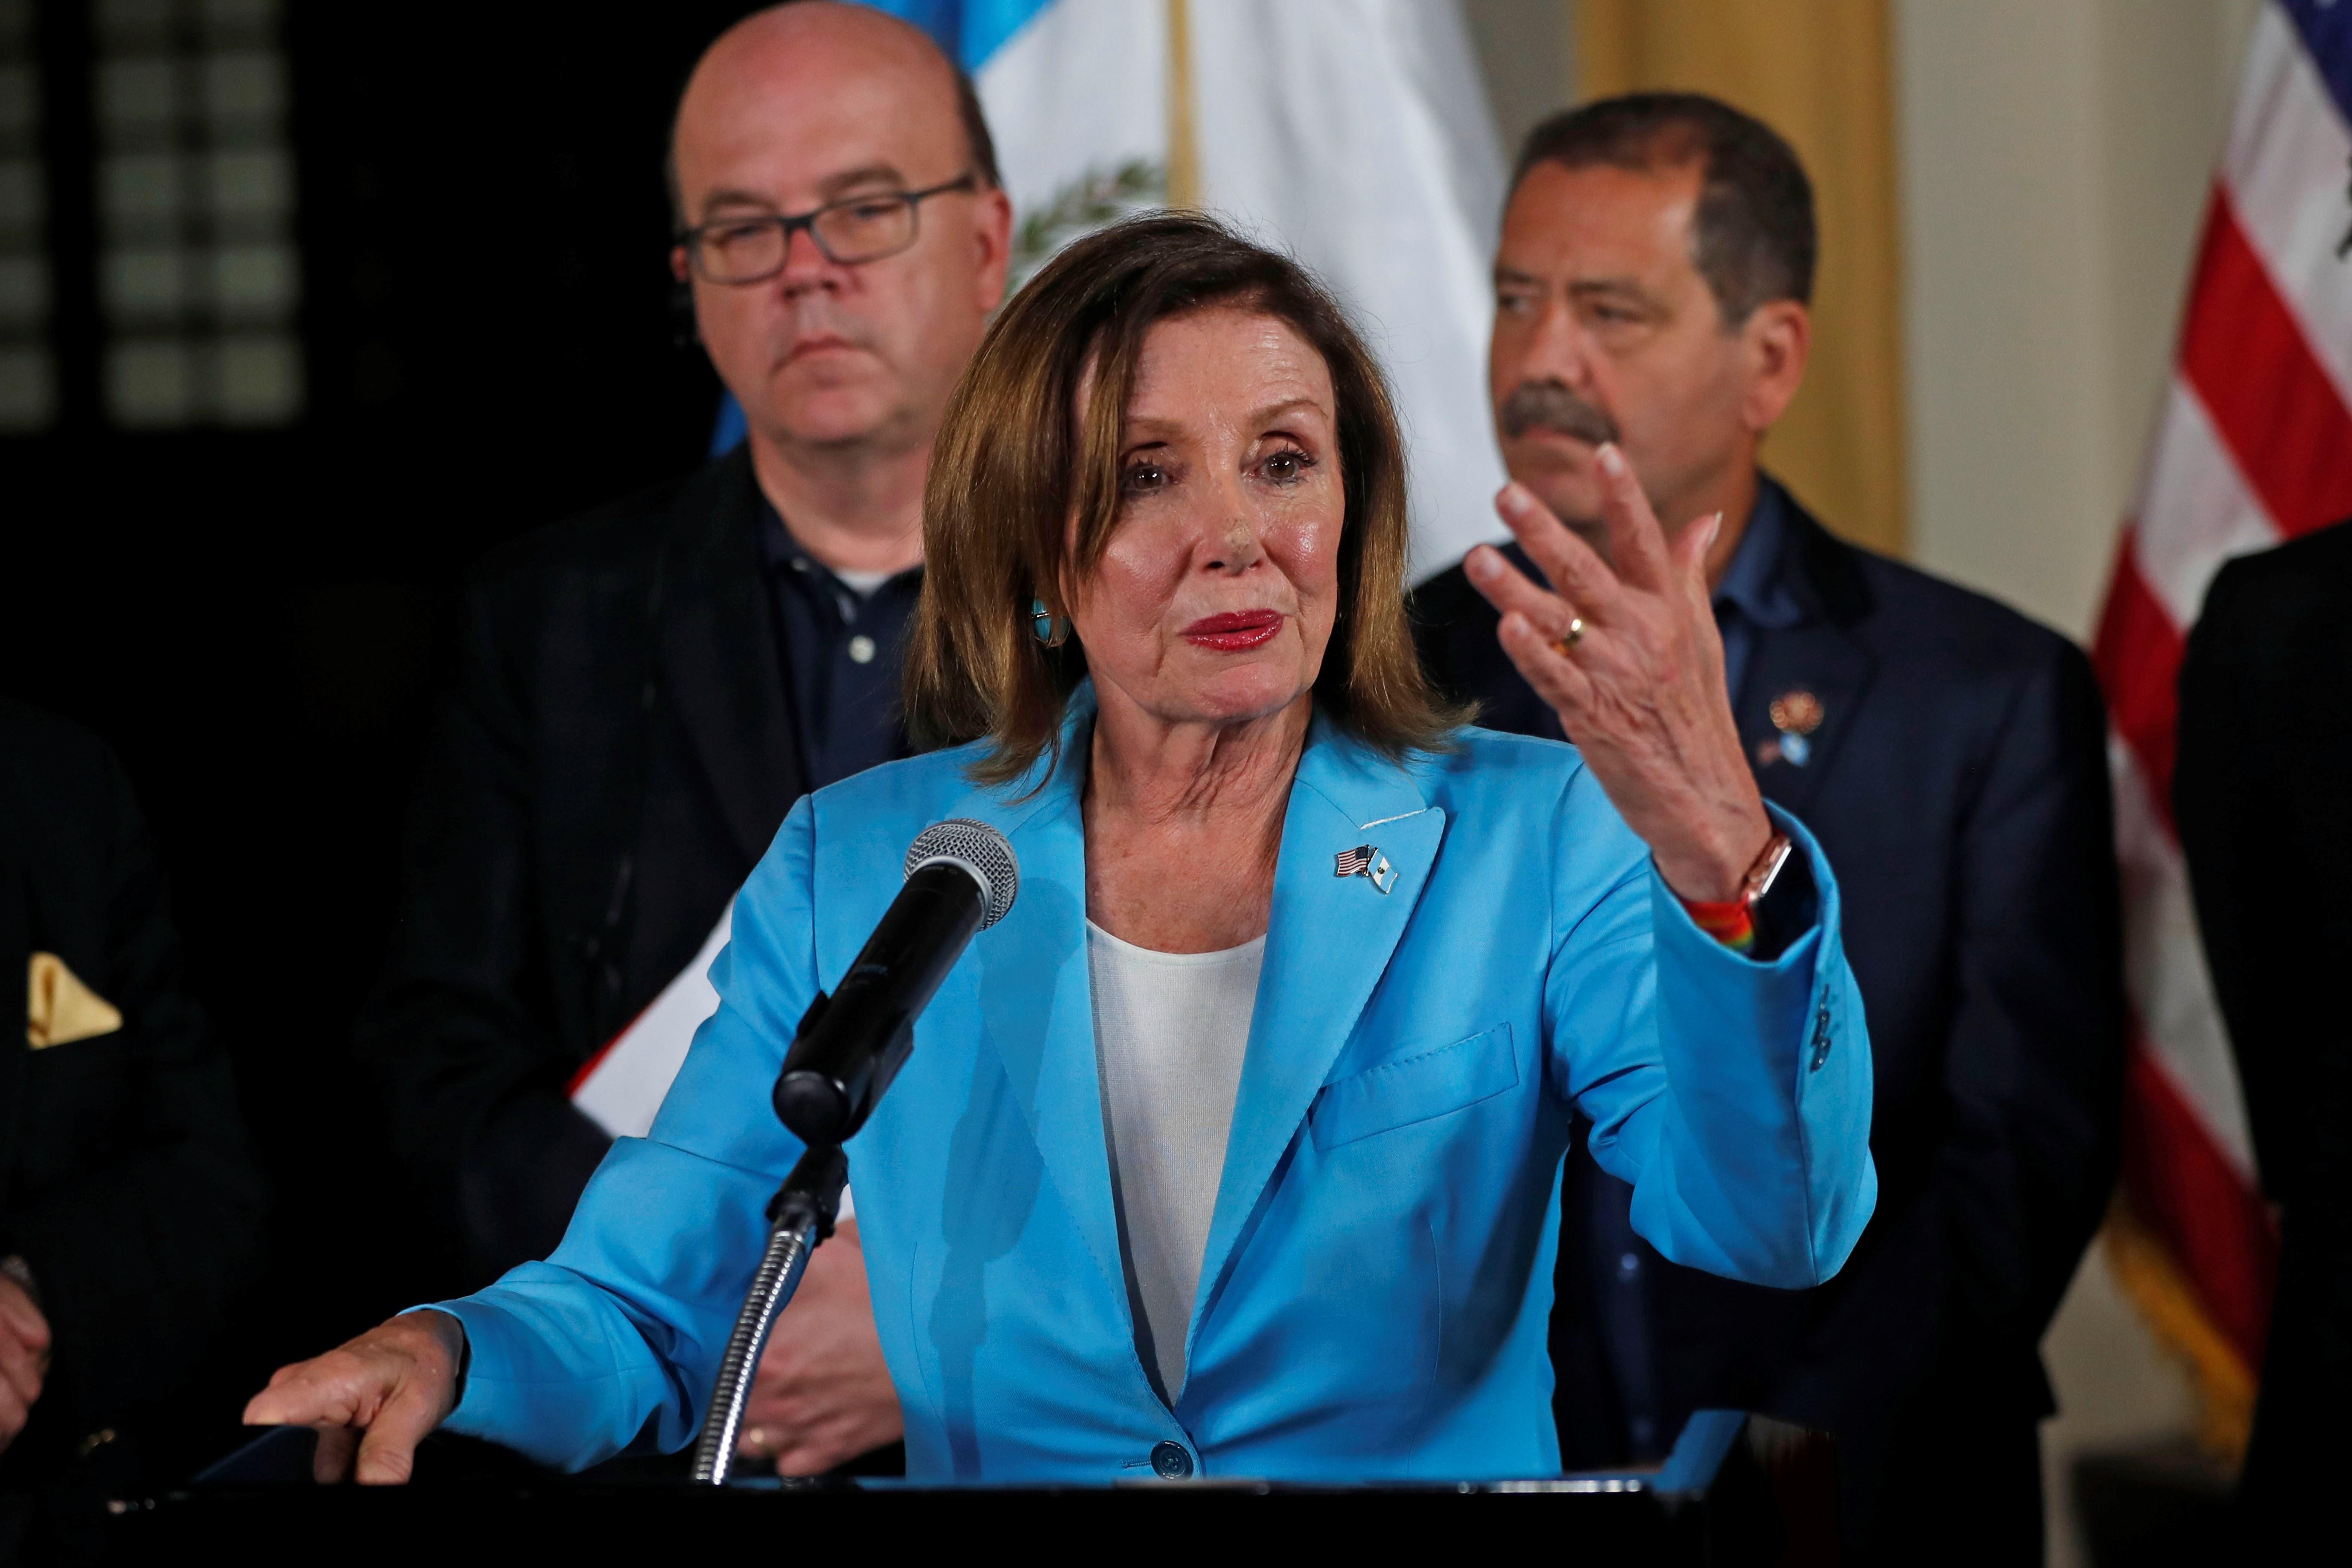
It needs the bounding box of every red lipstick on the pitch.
[1182,609,1283,652]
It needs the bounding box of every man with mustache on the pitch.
[355,3,1009,1476]
[1413,94,2123,1562]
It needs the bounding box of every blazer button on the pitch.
[1150,1441,1194,1479]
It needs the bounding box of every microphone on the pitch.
[770,819,1019,1145]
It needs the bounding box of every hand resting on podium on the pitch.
[0,1270,50,1455]
[243,1308,462,1484]
[242,1219,900,1482]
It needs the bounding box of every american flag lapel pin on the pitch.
[1335,844,1397,894]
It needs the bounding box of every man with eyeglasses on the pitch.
[354,1,1010,1477]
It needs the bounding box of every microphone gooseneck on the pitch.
[694,820,1018,1486]
[686,1144,847,1485]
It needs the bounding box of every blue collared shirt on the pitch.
[1711,479,1807,706]
[1492,476,1803,709]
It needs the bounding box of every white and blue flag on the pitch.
[866,0,1513,581]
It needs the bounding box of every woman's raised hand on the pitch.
[241,1310,465,1484]
[1464,442,1773,904]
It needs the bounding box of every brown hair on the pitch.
[904,211,1462,786]
[1513,92,1815,324]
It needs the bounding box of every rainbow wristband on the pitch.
[1678,896,1758,954]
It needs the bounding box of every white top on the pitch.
[1085,919,1265,1403]
[832,565,894,597]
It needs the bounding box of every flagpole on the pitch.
[1164,0,1199,209]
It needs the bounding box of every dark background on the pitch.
[2,1,757,1473]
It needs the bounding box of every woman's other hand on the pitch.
[736,1216,904,1476]
[1464,441,1771,902]
[242,1309,464,1483]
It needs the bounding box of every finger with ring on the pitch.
[1550,616,1586,656]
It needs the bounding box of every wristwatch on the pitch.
[1741,832,1795,907]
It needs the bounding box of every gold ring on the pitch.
[1550,616,1585,656]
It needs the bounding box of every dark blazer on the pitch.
[1412,481,2124,1556]
[0,701,265,1457]
[2175,518,2352,1514]
[355,450,807,1284]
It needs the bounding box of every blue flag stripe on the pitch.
[708,392,746,459]
[2280,0,2352,130]
[858,0,1054,71]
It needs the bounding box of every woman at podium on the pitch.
[249,214,1875,1484]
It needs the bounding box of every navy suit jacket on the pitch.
[1412,480,2123,1498]
[2175,519,2352,1517]
[355,451,809,1286]
[0,702,266,1455]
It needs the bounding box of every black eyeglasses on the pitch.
[677,173,979,284]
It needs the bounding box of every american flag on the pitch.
[2092,0,2352,1457]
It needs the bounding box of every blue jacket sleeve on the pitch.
[431,799,824,1470]
[1548,775,1876,1289]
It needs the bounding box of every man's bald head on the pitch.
[666,0,1013,483]
[668,2,997,223]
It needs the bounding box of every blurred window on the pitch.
[0,0,54,432]
[94,0,300,428]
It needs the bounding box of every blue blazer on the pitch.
[435,693,1877,1480]
[1416,479,2121,1497]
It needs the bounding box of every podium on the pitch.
[116,1411,1836,1564]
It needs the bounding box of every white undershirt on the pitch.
[831,565,893,597]
[1086,919,1265,1403]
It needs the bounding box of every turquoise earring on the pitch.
[1031,597,1069,648]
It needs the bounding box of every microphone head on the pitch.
[904,819,1020,929]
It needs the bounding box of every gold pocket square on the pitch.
[27,953,122,1049]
